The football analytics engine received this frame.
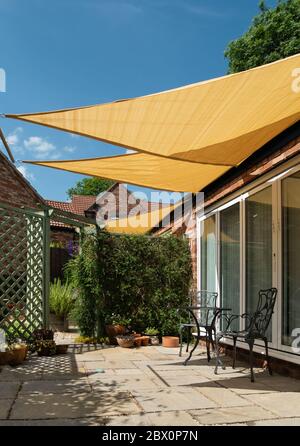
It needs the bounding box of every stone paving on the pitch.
[0,342,300,426]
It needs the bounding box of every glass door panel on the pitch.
[200,216,216,292]
[220,203,240,329]
[245,187,273,338]
[282,172,300,347]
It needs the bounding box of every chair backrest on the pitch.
[195,290,218,326]
[248,288,277,337]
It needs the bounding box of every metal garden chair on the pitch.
[214,287,278,382]
[179,290,220,364]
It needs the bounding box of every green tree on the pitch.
[225,0,300,73]
[67,177,114,198]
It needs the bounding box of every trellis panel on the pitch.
[0,204,48,340]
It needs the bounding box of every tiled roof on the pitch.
[71,195,97,215]
[46,196,97,229]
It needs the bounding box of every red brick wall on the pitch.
[0,152,44,209]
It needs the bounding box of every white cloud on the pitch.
[24,136,59,159]
[17,165,35,182]
[63,145,76,153]
[5,127,24,155]
[126,149,136,154]
[6,127,22,146]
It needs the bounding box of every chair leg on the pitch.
[206,330,211,362]
[214,333,225,374]
[186,327,190,353]
[264,337,272,376]
[179,327,183,357]
[232,337,237,369]
[247,339,255,382]
[184,335,199,366]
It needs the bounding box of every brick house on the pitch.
[0,150,45,209]
[47,182,166,250]
[152,122,300,378]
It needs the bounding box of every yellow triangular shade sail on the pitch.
[24,153,230,193]
[105,205,174,234]
[7,54,300,166]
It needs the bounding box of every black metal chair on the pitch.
[214,287,277,382]
[179,290,219,364]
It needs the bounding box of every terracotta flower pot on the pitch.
[141,336,150,346]
[134,337,143,347]
[149,335,160,346]
[8,346,27,366]
[0,351,13,365]
[116,336,135,348]
[162,336,179,348]
[105,324,126,344]
[56,344,69,355]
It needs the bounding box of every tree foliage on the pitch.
[225,0,300,73]
[67,177,114,198]
[67,231,192,337]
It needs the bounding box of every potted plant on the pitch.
[32,328,54,341]
[116,335,135,348]
[7,342,27,365]
[34,340,57,356]
[105,314,130,344]
[49,279,75,332]
[144,328,160,345]
[162,336,179,348]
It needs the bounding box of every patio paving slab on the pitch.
[90,375,162,391]
[0,382,20,398]
[10,391,140,419]
[0,398,13,419]
[189,405,276,425]
[0,417,106,426]
[20,378,91,395]
[194,383,252,407]
[215,376,276,395]
[254,375,300,392]
[249,417,300,426]
[244,392,300,417]
[106,411,200,426]
[131,388,217,412]
[154,369,212,387]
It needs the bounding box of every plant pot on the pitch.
[8,346,27,366]
[149,335,160,346]
[116,336,135,348]
[105,324,126,345]
[56,344,69,355]
[162,336,179,348]
[141,336,150,346]
[134,337,143,347]
[0,351,13,365]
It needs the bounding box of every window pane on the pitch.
[220,204,240,328]
[282,172,300,347]
[246,187,272,324]
[200,216,216,292]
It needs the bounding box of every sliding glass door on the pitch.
[200,216,216,292]
[220,204,240,325]
[282,172,300,348]
[245,187,273,322]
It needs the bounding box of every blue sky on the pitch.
[0,0,277,201]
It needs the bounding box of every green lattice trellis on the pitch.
[0,203,49,341]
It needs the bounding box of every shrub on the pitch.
[67,231,192,337]
[49,278,75,319]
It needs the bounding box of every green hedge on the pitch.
[67,231,192,337]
